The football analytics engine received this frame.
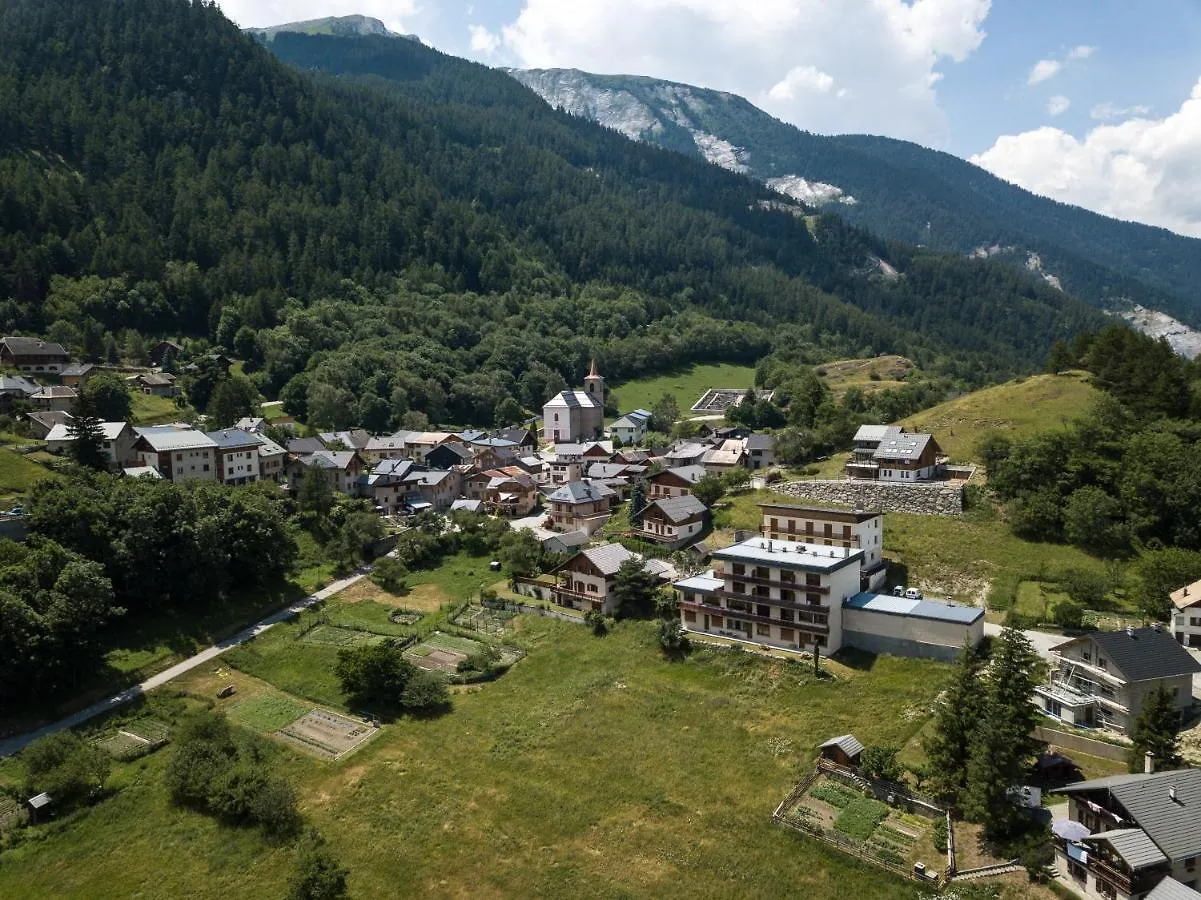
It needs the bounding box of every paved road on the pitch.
[0,569,371,758]
[983,622,1065,661]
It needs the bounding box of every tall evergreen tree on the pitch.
[67,412,107,470]
[1127,687,1182,773]
[612,557,658,620]
[629,480,647,527]
[923,642,985,801]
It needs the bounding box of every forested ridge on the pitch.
[511,69,1201,326]
[0,0,1106,431]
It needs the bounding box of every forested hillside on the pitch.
[0,0,1104,430]
[510,68,1201,326]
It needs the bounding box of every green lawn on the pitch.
[0,439,58,504]
[130,391,184,425]
[225,694,311,732]
[406,549,505,601]
[609,362,756,420]
[0,618,948,899]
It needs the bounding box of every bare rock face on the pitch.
[1116,304,1201,360]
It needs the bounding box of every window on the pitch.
[683,610,696,624]
[780,628,794,643]
[757,604,770,618]
[754,566,769,579]
[806,574,821,587]
[203,464,210,472]
[733,581,746,594]
[779,609,794,623]
[176,453,183,461]
[732,563,745,576]
[807,593,821,605]
[587,584,597,593]
[770,518,778,531]
[1191,617,1201,627]
[756,623,771,636]
[781,589,795,603]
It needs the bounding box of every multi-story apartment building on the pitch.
[206,429,262,486]
[132,427,218,482]
[1054,768,1201,900]
[759,502,887,591]
[675,537,863,652]
[1035,627,1201,735]
[1169,578,1201,650]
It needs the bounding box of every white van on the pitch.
[892,585,905,597]
[904,587,923,600]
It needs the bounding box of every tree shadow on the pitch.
[831,647,878,671]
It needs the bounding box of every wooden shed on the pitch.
[818,734,865,768]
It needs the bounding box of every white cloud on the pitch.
[1046,95,1070,116]
[496,0,992,144]
[214,0,416,35]
[1091,101,1152,121]
[1027,59,1061,85]
[468,24,500,55]
[971,78,1201,237]
[1067,44,1096,60]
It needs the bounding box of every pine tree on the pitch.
[67,412,108,470]
[611,557,658,620]
[629,480,647,526]
[923,642,985,801]
[962,628,1043,841]
[1127,687,1182,772]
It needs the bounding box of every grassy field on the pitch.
[0,618,956,899]
[898,371,1099,463]
[609,362,756,419]
[0,431,58,505]
[815,355,914,398]
[130,391,182,425]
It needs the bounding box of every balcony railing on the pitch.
[679,600,829,634]
[718,572,830,594]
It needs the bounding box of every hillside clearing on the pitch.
[815,354,915,398]
[610,363,756,419]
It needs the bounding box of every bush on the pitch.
[400,669,451,714]
[370,557,409,594]
[289,830,349,900]
[933,817,949,853]
[583,609,607,636]
[21,732,111,809]
[656,619,689,657]
[1051,600,1085,629]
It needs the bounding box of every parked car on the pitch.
[892,585,905,597]
[904,587,923,600]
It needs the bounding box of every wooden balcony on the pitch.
[679,600,829,634]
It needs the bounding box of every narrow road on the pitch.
[983,622,1064,661]
[0,569,371,758]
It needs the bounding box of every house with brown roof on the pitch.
[129,371,177,397]
[549,543,676,614]
[545,480,617,535]
[149,340,183,367]
[1169,579,1201,650]
[30,385,78,412]
[0,337,70,373]
[636,495,708,548]
[647,465,706,499]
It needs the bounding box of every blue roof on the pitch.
[844,592,983,625]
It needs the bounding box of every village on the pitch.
[2,336,1201,900]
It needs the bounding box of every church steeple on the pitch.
[584,359,605,401]
[588,358,599,378]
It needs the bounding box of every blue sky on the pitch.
[220,1,1201,236]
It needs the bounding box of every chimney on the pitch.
[1126,626,1135,638]
[1145,751,1155,775]
[1169,785,1178,803]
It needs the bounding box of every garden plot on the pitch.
[691,387,775,413]
[453,604,516,636]
[276,708,378,760]
[0,795,26,832]
[94,718,170,761]
[299,623,389,648]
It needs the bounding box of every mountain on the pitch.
[245,14,419,42]
[508,68,1201,329]
[0,0,1105,430]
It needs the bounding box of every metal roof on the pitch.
[1060,769,1201,861]
[674,571,724,593]
[872,432,933,461]
[1148,878,1201,900]
[646,494,708,523]
[46,421,129,442]
[612,409,652,428]
[819,734,865,758]
[122,465,162,480]
[547,481,616,504]
[843,592,984,625]
[546,529,590,549]
[580,542,637,576]
[2,336,68,356]
[1052,628,1201,682]
[135,428,217,452]
[654,465,706,484]
[1086,828,1168,869]
[204,429,260,449]
[544,390,599,409]
[853,424,902,444]
[450,499,483,513]
[712,538,863,573]
[0,375,40,394]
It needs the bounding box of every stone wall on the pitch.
[769,479,963,516]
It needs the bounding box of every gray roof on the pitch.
[853,424,902,444]
[819,734,865,758]
[32,385,78,399]
[26,410,70,429]
[27,792,51,809]
[712,537,863,574]
[450,499,484,513]
[654,465,706,485]
[547,481,616,504]
[204,429,260,449]
[746,433,774,451]
[0,375,40,394]
[1086,828,1168,869]
[135,428,216,452]
[61,362,95,377]
[845,592,984,625]
[646,494,708,524]
[305,450,358,471]
[496,426,536,445]
[2,336,68,357]
[872,432,933,461]
[580,543,637,576]
[612,409,652,429]
[545,529,590,550]
[122,465,163,480]
[1060,769,1201,861]
[1148,878,1201,900]
[1054,628,1201,682]
[288,437,326,455]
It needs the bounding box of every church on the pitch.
[542,361,605,443]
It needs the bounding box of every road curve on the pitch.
[0,569,370,758]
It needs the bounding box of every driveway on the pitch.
[983,622,1065,662]
[0,568,372,758]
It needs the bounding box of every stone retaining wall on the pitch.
[769,479,963,516]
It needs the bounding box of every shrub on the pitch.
[400,669,451,714]
[656,619,689,657]
[289,830,349,900]
[1051,600,1085,629]
[370,557,409,594]
[583,609,607,636]
[21,732,111,809]
[834,797,889,840]
[933,817,949,853]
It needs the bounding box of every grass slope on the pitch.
[898,371,1099,463]
[130,391,183,425]
[0,620,945,899]
[816,355,914,398]
[610,362,756,419]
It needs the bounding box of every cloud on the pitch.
[1028,59,1062,85]
[971,78,1201,237]
[496,0,992,144]
[214,0,416,34]
[468,24,500,55]
[1067,44,1096,60]
[1091,101,1152,121]
[1046,95,1070,116]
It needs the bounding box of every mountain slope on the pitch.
[509,68,1201,328]
[246,14,419,42]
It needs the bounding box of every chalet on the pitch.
[450,498,484,514]
[254,435,288,483]
[846,425,944,481]
[610,409,653,445]
[585,462,648,482]
[665,441,708,467]
[0,375,40,411]
[818,734,864,768]
[129,372,177,396]
[288,436,327,456]
[550,441,614,483]
[495,426,539,451]
[361,434,408,463]
[413,469,460,511]
[59,363,96,388]
[545,480,617,535]
[425,441,475,471]
[318,429,371,451]
[542,529,590,555]
[132,427,218,482]
[512,454,549,482]
[467,436,520,463]
[404,431,462,461]
[1036,628,1201,734]
[234,416,268,434]
[759,502,887,591]
[25,410,71,440]
[360,459,426,513]
[746,433,775,471]
[481,468,538,517]
[647,465,706,499]
[149,340,183,367]
[636,495,708,548]
[550,543,675,614]
[287,450,365,495]
[0,337,69,373]
[46,421,138,469]
[1054,768,1201,900]
[1169,579,1201,650]
[205,429,262,485]
[30,385,78,412]
[701,439,748,473]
